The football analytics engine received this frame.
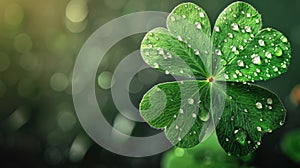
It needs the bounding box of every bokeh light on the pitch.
[0,0,299,167]
[4,3,24,26]
[50,72,69,92]
[97,71,113,89]
[290,84,300,106]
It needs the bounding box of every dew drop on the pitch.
[274,46,283,56]
[178,137,182,141]
[231,23,239,31]
[265,52,272,59]
[252,54,261,65]
[153,63,159,68]
[215,49,222,56]
[244,109,248,113]
[257,126,262,132]
[196,22,202,29]
[228,33,233,38]
[170,16,176,22]
[280,121,284,126]
[258,39,265,46]
[256,102,263,109]
[255,19,260,23]
[192,113,197,118]
[235,129,247,145]
[175,125,179,129]
[281,36,287,43]
[245,26,252,33]
[225,138,229,142]
[182,15,186,19]
[214,26,220,32]
[194,50,200,55]
[224,74,229,79]
[267,98,273,104]
[179,108,184,114]
[231,46,237,52]
[199,12,205,18]
[165,70,170,75]
[177,36,183,41]
[246,13,251,18]
[188,98,194,104]
[199,111,210,122]
[157,48,164,55]
[237,60,245,67]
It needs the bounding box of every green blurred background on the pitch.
[0,0,300,167]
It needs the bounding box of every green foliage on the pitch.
[140,2,290,156]
[281,129,300,163]
[161,132,240,168]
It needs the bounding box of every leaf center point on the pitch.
[208,76,214,83]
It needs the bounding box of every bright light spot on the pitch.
[14,33,32,53]
[65,0,88,23]
[50,73,69,92]
[0,52,10,72]
[4,3,24,26]
[65,18,87,33]
[111,114,135,143]
[69,134,92,162]
[97,71,113,89]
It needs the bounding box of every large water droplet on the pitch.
[237,60,245,67]
[258,39,265,46]
[281,36,288,43]
[199,12,205,18]
[177,36,183,41]
[170,16,176,22]
[153,63,159,68]
[157,48,164,55]
[252,54,261,65]
[267,98,273,105]
[215,49,222,56]
[231,23,239,31]
[214,26,220,32]
[235,129,247,145]
[196,22,202,29]
[256,102,263,109]
[245,26,252,33]
[188,98,194,104]
[199,110,209,122]
[274,46,283,56]
[257,126,262,132]
[265,52,272,59]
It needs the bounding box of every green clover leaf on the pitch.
[139,1,290,156]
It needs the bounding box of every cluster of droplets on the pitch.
[221,30,290,82]
[211,6,290,82]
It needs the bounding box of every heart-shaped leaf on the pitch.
[139,1,290,156]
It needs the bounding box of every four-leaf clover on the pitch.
[139,2,291,156]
